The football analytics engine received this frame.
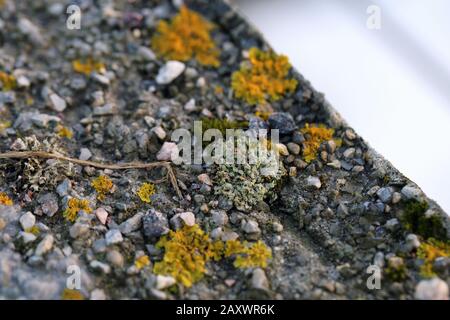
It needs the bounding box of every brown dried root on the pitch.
[0,151,182,199]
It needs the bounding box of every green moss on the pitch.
[384,257,408,282]
[417,238,450,278]
[400,200,447,241]
[199,118,248,136]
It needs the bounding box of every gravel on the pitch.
[0,0,448,301]
[105,229,123,246]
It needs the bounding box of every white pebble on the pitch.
[156,61,185,84]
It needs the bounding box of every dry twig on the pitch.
[0,151,183,199]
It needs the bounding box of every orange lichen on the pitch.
[0,71,16,91]
[63,198,92,222]
[91,175,114,201]
[300,123,336,163]
[417,238,450,278]
[137,182,155,204]
[0,192,13,206]
[61,288,85,300]
[135,255,151,270]
[72,58,106,75]
[56,125,73,139]
[153,225,272,288]
[214,85,224,95]
[151,5,220,67]
[231,48,297,105]
[153,224,215,287]
[228,240,273,269]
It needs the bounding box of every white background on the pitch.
[234,0,450,214]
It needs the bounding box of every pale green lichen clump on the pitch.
[214,133,286,212]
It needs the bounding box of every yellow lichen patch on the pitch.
[231,48,297,105]
[63,198,92,222]
[153,224,214,287]
[214,85,224,95]
[56,125,73,139]
[151,5,220,67]
[25,225,40,236]
[417,238,450,278]
[300,123,336,163]
[137,182,156,204]
[135,255,151,270]
[153,225,272,288]
[0,192,13,206]
[61,288,85,300]
[231,240,273,269]
[91,175,114,201]
[72,58,106,75]
[255,104,274,121]
[224,239,246,257]
[0,71,16,91]
[0,107,12,133]
[0,120,11,133]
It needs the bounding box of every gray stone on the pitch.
[19,212,35,230]
[156,61,185,84]
[414,278,448,300]
[119,212,144,234]
[251,268,269,291]
[106,250,124,268]
[241,219,261,234]
[221,231,239,241]
[401,184,422,200]
[105,229,123,245]
[156,142,178,161]
[70,222,90,238]
[385,218,399,231]
[94,208,108,225]
[170,211,195,229]
[306,176,321,189]
[90,260,111,274]
[18,18,45,45]
[38,193,59,217]
[93,103,117,116]
[90,288,107,300]
[79,148,92,161]
[19,232,37,243]
[56,179,72,197]
[155,275,176,290]
[143,209,169,241]
[35,234,54,256]
[211,210,228,226]
[49,93,67,112]
[287,142,300,155]
[268,112,296,135]
[405,234,421,252]
[137,46,156,61]
[343,148,355,159]
[376,187,393,203]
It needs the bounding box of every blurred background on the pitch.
[233,0,450,214]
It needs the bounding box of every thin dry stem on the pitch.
[0,151,183,199]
